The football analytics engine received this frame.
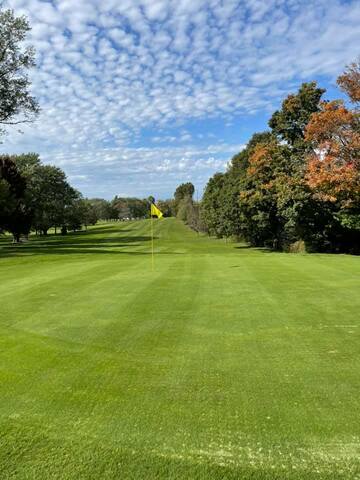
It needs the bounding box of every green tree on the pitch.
[157,199,175,217]
[82,199,99,226]
[0,155,29,241]
[128,198,149,218]
[88,198,114,220]
[269,82,325,148]
[174,182,195,215]
[173,182,201,228]
[201,132,275,239]
[25,164,79,235]
[111,197,150,220]
[201,173,226,237]
[0,7,39,137]
[64,198,92,232]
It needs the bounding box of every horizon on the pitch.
[0,0,359,199]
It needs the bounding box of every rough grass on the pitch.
[0,219,359,479]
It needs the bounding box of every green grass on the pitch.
[0,218,359,479]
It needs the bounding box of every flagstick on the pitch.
[151,211,154,271]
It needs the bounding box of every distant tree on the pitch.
[82,199,99,226]
[111,197,149,220]
[157,199,175,217]
[88,198,114,220]
[174,182,195,199]
[0,7,39,137]
[173,182,200,228]
[25,165,79,235]
[174,182,194,215]
[64,198,89,232]
[128,198,149,218]
[112,197,130,219]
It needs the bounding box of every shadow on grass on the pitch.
[75,226,132,234]
[0,234,160,257]
[29,236,154,246]
[34,226,132,237]
[234,244,273,252]
[0,248,185,257]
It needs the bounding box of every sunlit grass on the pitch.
[0,219,359,479]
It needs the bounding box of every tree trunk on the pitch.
[12,233,20,243]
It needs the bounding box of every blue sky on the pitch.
[1,0,359,200]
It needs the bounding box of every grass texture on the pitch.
[0,218,359,479]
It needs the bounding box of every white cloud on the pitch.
[1,0,359,197]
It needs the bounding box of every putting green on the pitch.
[0,219,359,479]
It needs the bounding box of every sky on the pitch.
[1,0,359,200]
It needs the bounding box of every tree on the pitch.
[174,182,195,215]
[0,155,30,241]
[0,7,39,137]
[128,198,149,218]
[82,199,99,226]
[304,82,360,252]
[173,182,200,228]
[11,152,40,172]
[88,198,115,220]
[305,80,360,208]
[177,195,202,231]
[337,59,360,105]
[269,82,325,148]
[64,198,95,232]
[201,173,226,237]
[201,132,276,239]
[304,102,360,228]
[199,62,359,253]
[24,164,79,235]
[156,199,174,217]
[238,142,289,247]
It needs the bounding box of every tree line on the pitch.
[1,6,359,253]
[0,153,98,240]
[199,61,360,253]
[0,153,174,241]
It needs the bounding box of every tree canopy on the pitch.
[200,62,360,253]
[0,7,39,136]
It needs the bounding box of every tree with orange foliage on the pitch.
[337,59,360,105]
[304,63,360,251]
[201,61,360,252]
[238,141,297,248]
[305,101,360,205]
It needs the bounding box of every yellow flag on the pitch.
[151,203,163,218]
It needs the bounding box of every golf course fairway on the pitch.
[0,218,359,479]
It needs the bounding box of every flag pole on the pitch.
[151,207,154,271]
